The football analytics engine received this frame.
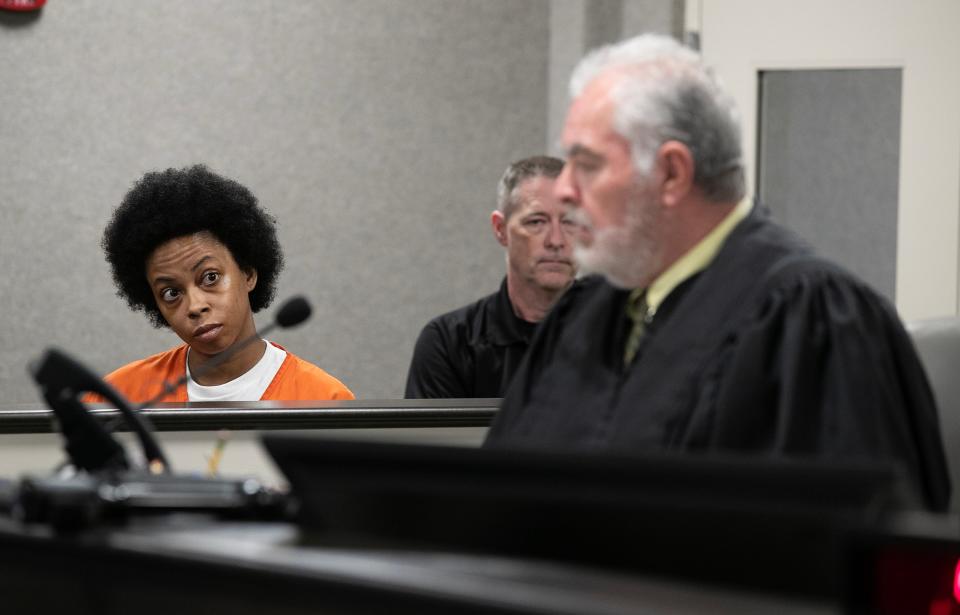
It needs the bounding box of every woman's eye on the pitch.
[202,271,220,285]
[160,288,180,303]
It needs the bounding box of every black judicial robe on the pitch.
[485,208,951,512]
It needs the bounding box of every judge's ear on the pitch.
[491,210,509,247]
[244,267,258,292]
[656,141,696,207]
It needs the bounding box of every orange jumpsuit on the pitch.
[88,342,354,402]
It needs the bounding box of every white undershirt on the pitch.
[186,340,287,402]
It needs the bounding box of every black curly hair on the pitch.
[102,164,284,328]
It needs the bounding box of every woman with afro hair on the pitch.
[95,164,353,402]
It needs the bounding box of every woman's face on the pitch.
[145,231,258,359]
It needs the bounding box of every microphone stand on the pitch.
[136,334,268,409]
[19,296,312,530]
[104,296,314,460]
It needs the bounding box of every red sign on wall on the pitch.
[0,0,46,11]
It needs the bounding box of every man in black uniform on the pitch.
[484,35,950,511]
[405,156,577,398]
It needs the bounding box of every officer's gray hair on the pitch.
[496,155,565,219]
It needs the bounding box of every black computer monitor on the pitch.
[263,433,918,598]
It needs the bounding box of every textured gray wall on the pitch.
[0,1,552,402]
[757,69,902,301]
[547,0,682,152]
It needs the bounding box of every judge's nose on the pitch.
[554,164,580,207]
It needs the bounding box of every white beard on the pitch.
[571,189,663,290]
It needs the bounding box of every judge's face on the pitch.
[555,74,665,289]
[494,175,577,292]
[145,232,259,359]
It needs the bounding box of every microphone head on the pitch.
[275,295,312,328]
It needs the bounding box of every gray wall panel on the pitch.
[0,1,551,401]
[547,0,681,152]
[757,69,902,301]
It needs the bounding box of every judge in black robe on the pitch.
[485,34,950,512]
[485,206,950,511]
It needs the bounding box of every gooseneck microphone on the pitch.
[135,295,313,410]
[274,295,312,328]
[30,295,313,475]
[31,349,165,474]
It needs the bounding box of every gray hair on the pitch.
[570,34,745,203]
[496,155,565,219]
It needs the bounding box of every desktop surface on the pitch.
[0,514,836,615]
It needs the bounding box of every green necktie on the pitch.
[623,288,650,367]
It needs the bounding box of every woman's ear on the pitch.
[245,268,258,291]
